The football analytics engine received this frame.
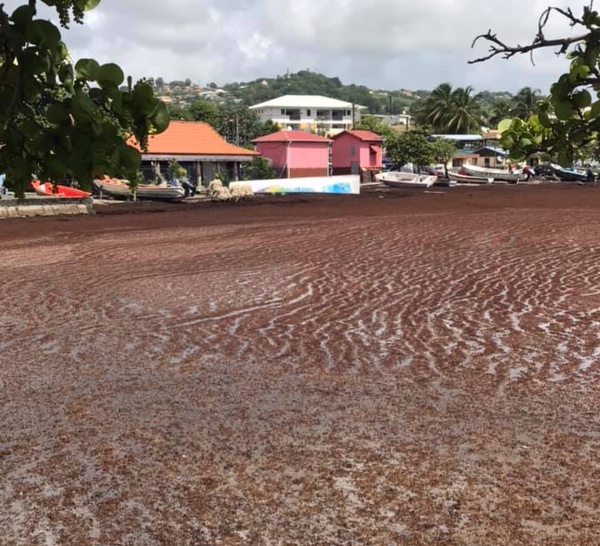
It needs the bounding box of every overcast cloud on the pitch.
[27,0,591,92]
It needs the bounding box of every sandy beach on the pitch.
[2,183,600,545]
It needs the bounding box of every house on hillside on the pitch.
[137,121,257,184]
[252,131,331,178]
[331,130,383,176]
[249,95,367,135]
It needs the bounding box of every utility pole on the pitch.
[235,114,240,146]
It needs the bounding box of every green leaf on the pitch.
[120,145,142,172]
[553,100,576,120]
[58,63,74,87]
[573,90,592,109]
[18,119,41,138]
[74,0,102,11]
[538,110,552,128]
[71,91,95,121]
[97,63,125,88]
[11,5,35,28]
[21,48,50,75]
[497,118,513,133]
[75,58,100,81]
[25,20,61,48]
[151,101,170,132]
[46,104,68,125]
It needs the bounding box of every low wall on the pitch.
[0,196,94,219]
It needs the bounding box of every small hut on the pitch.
[331,130,383,177]
[252,131,331,178]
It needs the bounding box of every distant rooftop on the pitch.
[250,95,367,110]
[433,134,483,141]
[332,130,383,142]
[253,130,331,144]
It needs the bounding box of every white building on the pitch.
[249,95,366,135]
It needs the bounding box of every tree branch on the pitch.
[470,5,595,64]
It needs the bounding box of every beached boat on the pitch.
[448,172,493,185]
[93,177,185,201]
[375,172,437,188]
[462,164,524,182]
[31,181,91,198]
[433,178,457,187]
[549,164,589,182]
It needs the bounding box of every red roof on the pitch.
[333,130,383,142]
[132,121,256,156]
[253,131,331,144]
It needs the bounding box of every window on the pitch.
[350,145,356,157]
[281,109,285,115]
[306,109,311,116]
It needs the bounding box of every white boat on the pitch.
[93,178,185,201]
[448,172,493,185]
[375,171,437,188]
[462,164,524,182]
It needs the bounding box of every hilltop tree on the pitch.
[0,0,169,196]
[188,99,219,126]
[471,3,600,164]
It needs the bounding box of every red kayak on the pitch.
[31,180,91,198]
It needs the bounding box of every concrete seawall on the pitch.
[0,195,94,219]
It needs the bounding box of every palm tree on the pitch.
[487,97,513,127]
[511,87,544,120]
[445,86,483,134]
[416,83,482,134]
[415,83,454,132]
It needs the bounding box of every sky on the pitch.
[28,0,592,93]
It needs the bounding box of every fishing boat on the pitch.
[375,172,437,188]
[448,172,493,185]
[93,177,185,201]
[549,164,589,182]
[462,164,524,182]
[31,181,91,198]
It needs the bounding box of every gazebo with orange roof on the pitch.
[136,120,257,184]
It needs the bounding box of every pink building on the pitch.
[331,130,383,176]
[252,131,331,178]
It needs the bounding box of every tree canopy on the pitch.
[471,3,600,164]
[0,0,169,196]
[385,128,436,170]
[414,84,482,134]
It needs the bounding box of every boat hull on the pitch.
[31,181,91,198]
[462,165,523,182]
[93,179,185,201]
[375,172,437,188]
[448,172,493,184]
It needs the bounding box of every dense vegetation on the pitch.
[471,3,600,164]
[0,0,168,196]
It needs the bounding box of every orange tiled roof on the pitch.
[253,131,331,143]
[133,121,256,156]
[333,130,383,142]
